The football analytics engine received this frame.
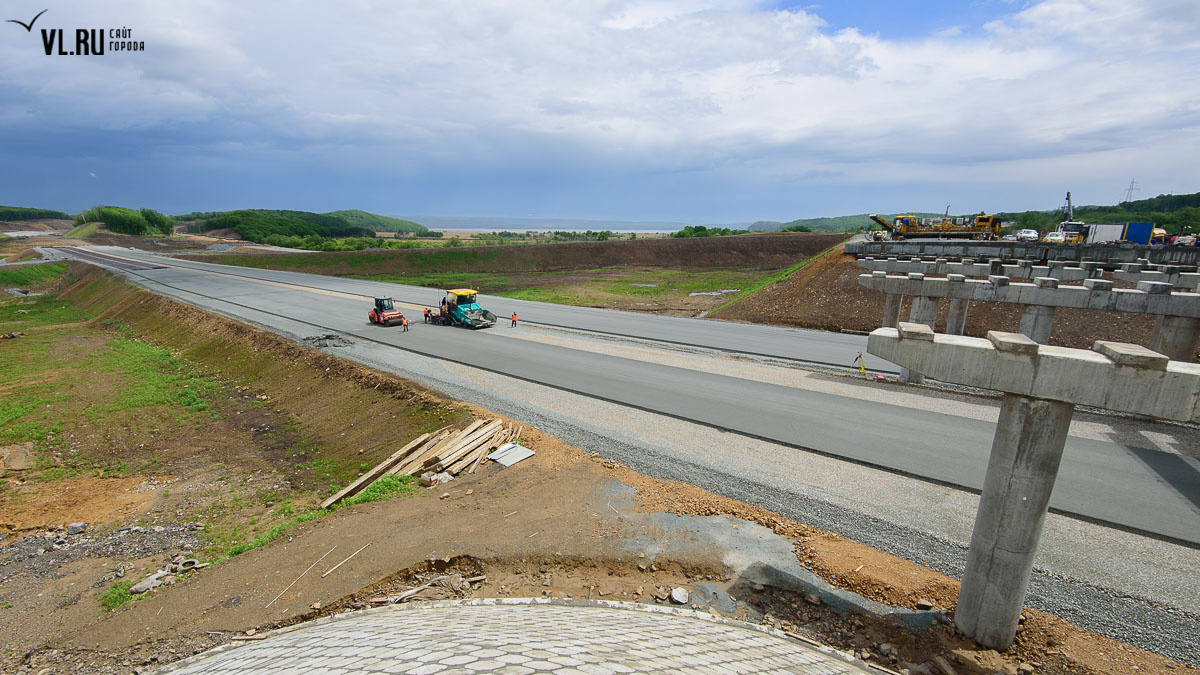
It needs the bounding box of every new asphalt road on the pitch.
[58,247,1200,545]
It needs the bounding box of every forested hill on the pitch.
[178,208,429,243]
[0,205,70,221]
[999,190,1200,233]
[323,210,427,233]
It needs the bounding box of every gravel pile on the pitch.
[0,523,204,583]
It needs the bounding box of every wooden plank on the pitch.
[431,420,501,468]
[385,431,446,476]
[432,419,495,462]
[392,421,479,476]
[389,430,454,477]
[435,421,502,470]
[320,433,431,509]
[451,425,508,475]
[445,442,490,475]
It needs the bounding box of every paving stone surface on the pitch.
[159,598,873,673]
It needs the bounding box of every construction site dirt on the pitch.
[1,263,1195,674]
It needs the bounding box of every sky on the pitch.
[0,0,1197,223]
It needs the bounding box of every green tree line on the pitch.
[0,206,70,221]
[74,206,174,236]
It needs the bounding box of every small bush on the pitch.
[99,580,134,611]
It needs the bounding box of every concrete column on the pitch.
[1149,315,1200,362]
[946,298,969,335]
[882,293,902,328]
[1018,305,1055,344]
[898,296,938,384]
[955,394,1074,649]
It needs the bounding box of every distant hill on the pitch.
[750,213,945,232]
[323,210,427,233]
[0,205,70,221]
[403,215,691,232]
[176,208,429,241]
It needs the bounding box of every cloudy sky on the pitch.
[0,0,1197,222]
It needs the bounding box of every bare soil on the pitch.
[0,264,1193,674]
[188,232,850,275]
[0,219,73,232]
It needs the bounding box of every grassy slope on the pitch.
[1,263,465,565]
[64,222,100,238]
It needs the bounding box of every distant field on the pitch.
[347,266,804,316]
[194,233,849,317]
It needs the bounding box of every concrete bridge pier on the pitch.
[1150,315,1200,361]
[946,274,969,335]
[882,292,902,328]
[867,325,1200,651]
[955,393,1073,648]
[1018,306,1055,344]
[899,296,938,384]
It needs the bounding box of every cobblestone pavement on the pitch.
[159,598,873,674]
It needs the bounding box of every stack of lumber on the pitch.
[320,420,522,509]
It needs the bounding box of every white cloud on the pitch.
[0,0,1196,211]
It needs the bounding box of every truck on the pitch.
[431,289,497,329]
[1056,221,1155,245]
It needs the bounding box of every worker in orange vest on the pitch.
[511,312,518,327]
[401,315,409,332]
[423,307,430,324]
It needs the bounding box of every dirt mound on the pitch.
[0,219,72,232]
[715,247,1187,358]
[188,232,850,275]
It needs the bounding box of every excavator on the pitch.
[431,289,497,329]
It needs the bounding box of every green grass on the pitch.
[98,337,220,414]
[345,271,517,292]
[0,261,67,287]
[64,222,99,238]
[335,474,417,509]
[598,268,766,298]
[225,509,327,558]
[214,475,417,559]
[98,580,134,611]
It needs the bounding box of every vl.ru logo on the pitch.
[6,9,144,54]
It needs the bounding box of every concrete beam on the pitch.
[1114,269,1200,291]
[858,273,1200,318]
[857,257,1092,281]
[866,326,1200,420]
[846,240,1200,266]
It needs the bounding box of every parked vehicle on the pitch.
[1015,229,1040,242]
[1042,231,1066,244]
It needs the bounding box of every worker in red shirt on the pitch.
[511,312,518,327]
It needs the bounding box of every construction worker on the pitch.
[401,315,409,332]
[511,312,518,327]
[423,307,430,324]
